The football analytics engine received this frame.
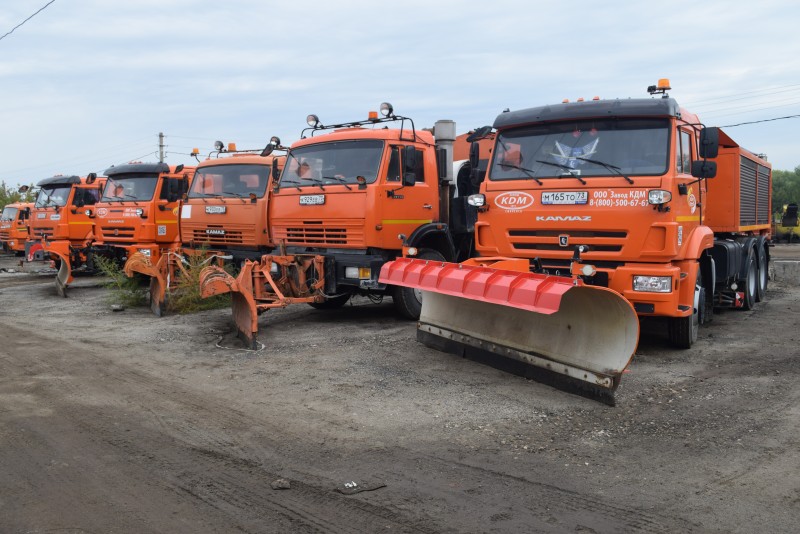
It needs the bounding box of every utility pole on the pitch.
[158,132,165,162]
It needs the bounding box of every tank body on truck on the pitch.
[91,162,194,313]
[26,174,107,296]
[0,202,33,254]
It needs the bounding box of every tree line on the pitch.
[0,181,36,210]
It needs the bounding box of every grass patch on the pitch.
[93,254,148,307]
[166,252,232,314]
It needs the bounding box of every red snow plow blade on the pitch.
[379,257,639,394]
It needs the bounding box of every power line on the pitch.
[721,114,800,128]
[0,0,56,43]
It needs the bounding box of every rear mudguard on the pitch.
[379,257,640,392]
[124,252,170,317]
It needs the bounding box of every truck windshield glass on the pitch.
[490,118,669,181]
[1,207,18,221]
[35,185,71,208]
[281,140,384,187]
[101,174,159,201]
[189,164,271,199]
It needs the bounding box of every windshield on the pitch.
[101,174,159,202]
[280,140,384,188]
[1,207,18,221]
[189,164,271,199]
[35,185,71,208]
[490,118,670,181]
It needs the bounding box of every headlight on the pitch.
[648,190,672,205]
[307,114,320,127]
[467,194,486,207]
[269,262,279,274]
[633,275,672,293]
[84,209,92,216]
[380,102,394,117]
[135,208,144,217]
[137,248,151,257]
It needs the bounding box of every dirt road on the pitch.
[1,250,798,533]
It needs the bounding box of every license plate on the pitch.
[541,191,588,205]
[205,205,226,214]
[300,194,325,206]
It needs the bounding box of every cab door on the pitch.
[376,145,438,250]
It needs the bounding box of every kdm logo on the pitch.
[495,191,534,211]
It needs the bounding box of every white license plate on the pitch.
[205,205,226,214]
[300,194,325,205]
[541,191,588,205]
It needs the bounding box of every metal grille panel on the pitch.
[739,157,757,226]
[757,164,771,225]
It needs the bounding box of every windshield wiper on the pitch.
[222,191,248,202]
[277,179,302,191]
[500,163,543,185]
[576,157,634,184]
[321,176,352,190]
[301,177,326,190]
[534,160,587,184]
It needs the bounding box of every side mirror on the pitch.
[18,185,29,193]
[86,173,97,184]
[466,126,492,142]
[691,160,717,179]
[699,127,719,159]
[469,142,480,169]
[74,198,85,208]
[402,146,417,186]
[175,164,184,173]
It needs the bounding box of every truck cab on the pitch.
[92,162,193,262]
[26,175,104,262]
[0,202,33,254]
[267,105,461,315]
[181,149,283,262]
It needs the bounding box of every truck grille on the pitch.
[273,220,365,247]
[190,228,244,245]
[0,230,10,240]
[33,227,54,238]
[509,229,627,253]
[100,226,137,241]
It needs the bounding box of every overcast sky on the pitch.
[1,0,799,188]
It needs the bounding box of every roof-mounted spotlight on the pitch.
[379,102,394,117]
[307,114,321,128]
[260,135,282,157]
[214,140,225,152]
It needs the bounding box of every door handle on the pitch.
[423,204,433,209]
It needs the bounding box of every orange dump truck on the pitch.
[26,174,106,295]
[380,80,770,397]
[1,202,33,254]
[89,162,193,312]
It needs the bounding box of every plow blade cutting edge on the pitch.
[379,257,639,393]
[54,254,72,298]
[199,264,259,349]
[124,252,168,317]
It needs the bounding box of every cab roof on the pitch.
[291,126,434,149]
[104,162,171,176]
[37,175,81,187]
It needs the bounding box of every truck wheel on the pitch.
[742,249,757,310]
[755,238,768,302]
[392,249,446,320]
[309,293,351,310]
[668,267,704,349]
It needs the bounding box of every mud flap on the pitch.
[380,258,639,393]
[200,265,259,350]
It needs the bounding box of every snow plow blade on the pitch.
[379,257,639,395]
[54,253,72,298]
[200,264,259,350]
[124,252,168,317]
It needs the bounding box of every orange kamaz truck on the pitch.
[200,103,484,348]
[90,162,193,311]
[1,202,33,254]
[25,174,106,295]
[381,80,771,398]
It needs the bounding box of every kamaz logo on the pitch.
[206,229,225,235]
[535,215,592,222]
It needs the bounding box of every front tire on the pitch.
[392,249,446,319]
[669,265,704,349]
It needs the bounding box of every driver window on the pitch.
[386,147,400,181]
[676,130,692,174]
